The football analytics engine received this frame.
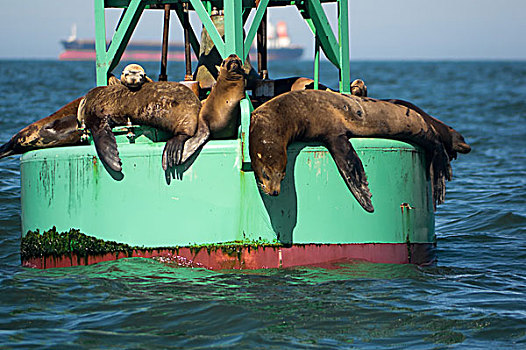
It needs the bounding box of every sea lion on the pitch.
[0,71,140,159]
[180,54,246,163]
[0,97,85,159]
[249,90,469,211]
[78,81,201,172]
[381,98,471,161]
[351,79,367,97]
[120,63,154,89]
[194,14,259,91]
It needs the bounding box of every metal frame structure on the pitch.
[94,0,351,164]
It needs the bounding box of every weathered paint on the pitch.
[21,227,435,269]
[20,125,435,268]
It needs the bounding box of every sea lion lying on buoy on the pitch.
[347,78,470,159]
[120,63,154,89]
[78,80,201,172]
[266,77,365,97]
[249,90,469,211]
[180,54,246,163]
[0,97,85,159]
[0,68,148,160]
[381,98,471,161]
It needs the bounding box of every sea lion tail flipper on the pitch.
[179,122,211,164]
[327,135,374,213]
[0,139,15,159]
[91,122,122,172]
[163,134,192,170]
[429,147,450,210]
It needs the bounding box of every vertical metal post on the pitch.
[338,0,350,93]
[257,9,268,79]
[223,0,244,58]
[94,0,108,86]
[314,34,320,90]
[159,4,171,81]
[183,3,193,80]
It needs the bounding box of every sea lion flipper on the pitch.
[162,134,191,170]
[0,139,14,159]
[92,122,122,172]
[180,121,211,164]
[327,135,374,213]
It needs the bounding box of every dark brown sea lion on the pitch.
[194,14,259,90]
[0,97,84,159]
[381,98,471,161]
[78,81,201,172]
[181,54,246,163]
[249,90,469,211]
[0,72,134,159]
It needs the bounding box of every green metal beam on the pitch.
[94,0,107,86]
[106,0,146,74]
[300,0,341,68]
[189,0,226,58]
[243,0,270,61]
[240,92,254,167]
[94,0,145,85]
[338,0,350,93]
[173,4,201,56]
[223,0,244,58]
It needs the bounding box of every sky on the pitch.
[0,0,525,60]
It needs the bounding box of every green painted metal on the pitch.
[240,92,254,167]
[338,0,350,93]
[95,0,145,86]
[314,35,320,89]
[223,0,244,59]
[94,0,108,86]
[302,0,341,68]
[20,132,434,247]
[243,0,270,62]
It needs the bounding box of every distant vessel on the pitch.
[59,22,304,61]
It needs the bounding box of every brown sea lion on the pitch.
[78,81,201,172]
[250,90,469,211]
[0,97,85,159]
[180,54,246,163]
[0,71,137,159]
[194,14,259,90]
[120,63,154,89]
[351,79,367,97]
[381,98,471,161]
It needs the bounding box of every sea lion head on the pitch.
[254,160,286,196]
[449,127,471,155]
[220,54,246,81]
[250,129,287,196]
[120,64,148,90]
[351,79,367,97]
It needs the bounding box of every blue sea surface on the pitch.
[0,60,525,349]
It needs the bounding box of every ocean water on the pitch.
[0,60,525,349]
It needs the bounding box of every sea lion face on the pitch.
[254,162,286,196]
[220,54,246,81]
[120,64,147,89]
[251,140,287,196]
[351,79,367,97]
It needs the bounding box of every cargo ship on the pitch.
[59,22,304,61]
